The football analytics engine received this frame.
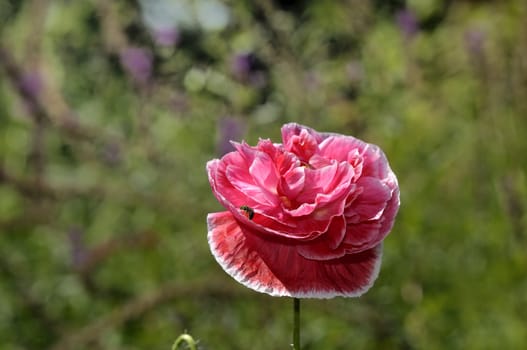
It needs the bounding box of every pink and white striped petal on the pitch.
[207,211,384,298]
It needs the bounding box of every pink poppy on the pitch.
[207,123,399,298]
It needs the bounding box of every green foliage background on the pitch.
[1,0,526,349]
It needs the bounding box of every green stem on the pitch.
[292,298,301,350]
[171,333,197,350]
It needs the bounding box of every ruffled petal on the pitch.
[347,177,391,221]
[284,202,317,217]
[296,215,347,260]
[249,152,279,195]
[226,164,276,206]
[318,136,389,179]
[208,212,288,295]
[281,123,324,148]
[378,185,400,235]
[296,161,354,206]
[231,141,257,165]
[207,159,247,208]
[207,212,384,298]
[344,185,400,253]
[280,166,305,199]
[343,221,382,253]
[318,135,367,162]
[284,128,319,162]
[309,154,333,169]
[304,161,339,193]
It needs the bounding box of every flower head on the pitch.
[396,8,418,40]
[229,52,267,88]
[119,47,153,85]
[464,28,486,57]
[151,26,180,47]
[206,123,399,298]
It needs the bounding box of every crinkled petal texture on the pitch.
[207,123,399,298]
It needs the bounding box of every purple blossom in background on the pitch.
[396,9,418,40]
[69,227,87,269]
[217,117,245,156]
[464,28,486,57]
[19,70,43,99]
[230,52,267,88]
[230,52,252,81]
[151,27,180,47]
[17,70,43,114]
[119,47,153,85]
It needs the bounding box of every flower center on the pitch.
[280,196,292,209]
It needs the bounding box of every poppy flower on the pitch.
[206,123,399,298]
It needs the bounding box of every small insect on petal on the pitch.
[240,205,255,220]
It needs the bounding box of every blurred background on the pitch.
[1,0,526,349]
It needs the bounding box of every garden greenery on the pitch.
[0,0,526,349]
